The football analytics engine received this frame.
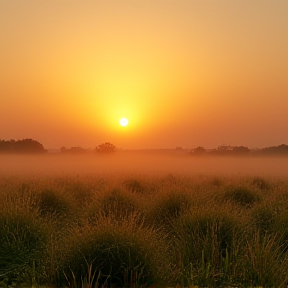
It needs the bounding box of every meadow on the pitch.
[1,154,288,287]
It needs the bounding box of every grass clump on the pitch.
[251,176,270,190]
[0,211,51,286]
[67,178,95,205]
[173,210,242,287]
[271,210,288,253]
[240,232,288,287]
[62,214,169,288]
[147,191,191,230]
[37,188,74,219]
[124,178,147,194]
[223,186,261,207]
[251,204,275,234]
[89,188,138,221]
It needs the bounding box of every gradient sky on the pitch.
[1,0,287,149]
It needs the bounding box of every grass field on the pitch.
[1,155,288,287]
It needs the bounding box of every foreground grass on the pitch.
[1,174,288,287]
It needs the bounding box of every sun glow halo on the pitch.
[119,118,129,127]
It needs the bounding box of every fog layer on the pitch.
[1,153,287,178]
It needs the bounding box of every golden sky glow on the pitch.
[1,0,287,149]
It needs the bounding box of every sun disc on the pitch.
[119,117,129,127]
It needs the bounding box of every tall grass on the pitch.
[172,208,243,287]
[61,213,169,288]
[1,174,288,287]
[0,185,54,287]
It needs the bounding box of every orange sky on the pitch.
[1,0,287,149]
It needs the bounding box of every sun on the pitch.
[119,117,129,127]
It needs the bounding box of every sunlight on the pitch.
[119,117,129,127]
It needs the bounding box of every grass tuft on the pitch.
[223,186,261,207]
[251,176,270,190]
[173,209,242,286]
[37,188,73,219]
[0,211,51,285]
[61,213,169,287]
[147,191,191,230]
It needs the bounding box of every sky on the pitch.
[1,0,287,150]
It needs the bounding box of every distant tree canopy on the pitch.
[95,142,116,153]
[258,144,288,155]
[60,146,87,154]
[211,145,250,155]
[191,145,250,156]
[193,146,206,155]
[191,144,288,156]
[0,139,46,153]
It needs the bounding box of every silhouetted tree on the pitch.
[60,147,68,153]
[0,139,46,153]
[232,146,250,155]
[60,146,87,154]
[217,145,233,154]
[192,146,206,155]
[259,144,288,155]
[70,147,86,154]
[0,140,13,152]
[95,142,116,153]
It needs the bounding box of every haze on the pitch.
[1,0,287,150]
[1,154,287,179]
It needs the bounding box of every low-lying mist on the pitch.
[1,153,287,178]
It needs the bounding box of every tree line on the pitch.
[0,139,117,154]
[191,144,288,156]
[60,142,116,154]
[1,139,287,155]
